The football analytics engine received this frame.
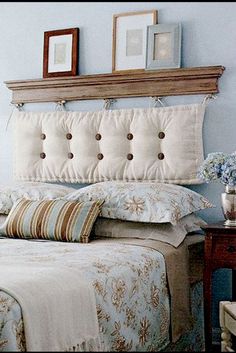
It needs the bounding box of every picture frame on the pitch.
[43,28,79,78]
[112,10,158,73]
[146,23,181,70]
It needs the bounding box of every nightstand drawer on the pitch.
[212,237,236,260]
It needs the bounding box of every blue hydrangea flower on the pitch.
[220,154,236,186]
[198,152,228,183]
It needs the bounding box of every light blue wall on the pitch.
[0,1,235,330]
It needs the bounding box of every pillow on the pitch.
[0,198,103,243]
[0,182,76,215]
[0,214,7,226]
[63,181,213,225]
[94,213,207,248]
[14,105,205,184]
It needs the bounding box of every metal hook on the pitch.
[14,103,24,111]
[202,94,217,105]
[151,96,166,108]
[55,100,67,111]
[103,98,116,110]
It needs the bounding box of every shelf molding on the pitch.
[5,66,225,104]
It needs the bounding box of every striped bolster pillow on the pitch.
[0,198,103,243]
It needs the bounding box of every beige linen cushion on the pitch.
[14,104,205,184]
[94,213,207,247]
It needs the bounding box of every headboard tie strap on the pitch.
[151,96,166,107]
[202,94,217,105]
[55,100,67,111]
[15,103,24,110]
[103,98,116,110]
[6,103,24,131]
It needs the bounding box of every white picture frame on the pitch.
[112,10,158,72]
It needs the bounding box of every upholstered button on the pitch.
[66,133,72,140]
[127,133,133,140]
[68,152,74,159]
[158,153,165,160]
[158,132,165,139]
[40,152,46,159]
[97,153,103,160]
[95,133,101,141]
[40,133,46,140]
[127,153,133,160]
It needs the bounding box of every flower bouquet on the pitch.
[198,152,236,225]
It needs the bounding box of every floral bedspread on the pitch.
[0,238,171,352]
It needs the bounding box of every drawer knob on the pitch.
[227,245,236,253]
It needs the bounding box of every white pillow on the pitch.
[94,213,207,247]
[0,214,7,225]
[63,181,212,225]
[0,182,76,214]
[13,105,205,184]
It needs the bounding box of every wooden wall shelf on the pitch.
[5,65,225,104]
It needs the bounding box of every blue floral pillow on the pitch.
[63,181,213,225]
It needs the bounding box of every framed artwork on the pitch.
[43,28,79,78]
[112,10,158,72]
[146,23,181,70]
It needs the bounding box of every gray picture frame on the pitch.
[145,23,181,70]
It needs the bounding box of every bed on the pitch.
[0,234,204,352]
[0,104,209,351]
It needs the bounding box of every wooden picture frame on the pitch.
[112,10,157,73]
[146,23,181,70]
[43,28,79,78]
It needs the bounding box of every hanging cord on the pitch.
[103,98,116,110]
[150,96,166,108]
[202,94,217,105]
[55,100,67,111]
[5,103,24,132]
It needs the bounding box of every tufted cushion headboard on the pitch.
[13,104,205,184]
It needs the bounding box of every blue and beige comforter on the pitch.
[0,236,204,352]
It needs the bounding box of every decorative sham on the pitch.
[13,104,205,184]
[63,181,213,225]
[0,182,76,215]
[0,198,103,243]
[94,213,207,248]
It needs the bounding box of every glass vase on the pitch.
[221,185,236,226]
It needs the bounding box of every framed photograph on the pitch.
[112,10,157,72]
[43,28,79,78]
[146,23,181,70]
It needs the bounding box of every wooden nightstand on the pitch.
[202,222,236,352]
